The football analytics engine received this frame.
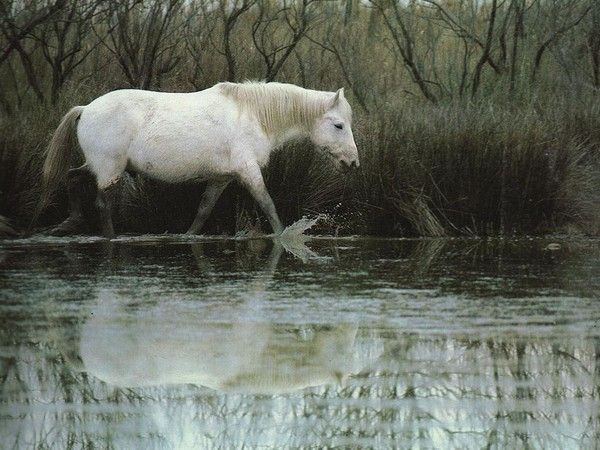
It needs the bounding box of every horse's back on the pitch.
[79,88,212,136]
[76,86,242,185]
[77,89,173,156]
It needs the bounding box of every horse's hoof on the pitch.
[99,228,115,239]
[49,226,77,237]
[49,217,84,236]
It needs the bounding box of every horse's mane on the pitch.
[219,81,330,136]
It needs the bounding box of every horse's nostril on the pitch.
[350,160,357,169]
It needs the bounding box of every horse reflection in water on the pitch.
[78,238,368,393]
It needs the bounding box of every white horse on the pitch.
[40,81,359,238]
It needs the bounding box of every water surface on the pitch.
[1,235,599,448]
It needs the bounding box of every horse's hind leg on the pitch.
[186,179,231,235]
[50,164,93,236]
[90,156,127,239]
[95,183,119,239]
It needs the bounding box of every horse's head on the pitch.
[311,88,359,173]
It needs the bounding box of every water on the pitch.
[0,235,599,449]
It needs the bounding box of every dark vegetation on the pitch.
[1,0,599,236]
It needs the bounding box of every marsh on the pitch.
[1,235,598,448]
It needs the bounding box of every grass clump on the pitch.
[348,99,599,236]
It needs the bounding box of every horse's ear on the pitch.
[330,88,345,108]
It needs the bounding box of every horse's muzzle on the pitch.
[340,159,359,173]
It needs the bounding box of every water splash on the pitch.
[280,215,322,238]
[277,216,323,262]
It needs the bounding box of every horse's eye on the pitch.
[334,123,344,130]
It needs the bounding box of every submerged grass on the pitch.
[0,93,598,237]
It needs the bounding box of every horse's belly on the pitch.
[128,133,231,183]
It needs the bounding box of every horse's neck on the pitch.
[269,125,309,149]
[266,89,327,148]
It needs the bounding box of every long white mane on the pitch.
[220,81,330,136]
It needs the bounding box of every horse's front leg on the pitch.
[186,179,231,235]
[237,163,283,235]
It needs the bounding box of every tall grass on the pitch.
[350,97,600,236]
[1,89,598,237]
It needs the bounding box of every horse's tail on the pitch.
[29,106,84,231]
